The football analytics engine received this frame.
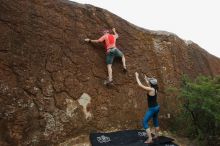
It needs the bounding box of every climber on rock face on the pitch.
[135,72,160,144]
[85,28,127,85]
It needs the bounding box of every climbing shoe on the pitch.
[123,68,127,73]
[104,79,113,86]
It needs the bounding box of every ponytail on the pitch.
[150,83,159,92]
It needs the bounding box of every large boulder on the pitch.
[0,0,220,145]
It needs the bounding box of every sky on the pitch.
[72,0,220,58]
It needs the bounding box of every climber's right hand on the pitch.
[84,38,91,42]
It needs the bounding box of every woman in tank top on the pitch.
[135,72,160,144]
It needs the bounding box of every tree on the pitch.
[170,75,220,145]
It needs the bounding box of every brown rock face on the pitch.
[0,0,220,145]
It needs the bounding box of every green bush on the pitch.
[169,75,220,145]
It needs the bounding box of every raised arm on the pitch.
[135,72,153,92]
[112,28,119,38]
[144,74,151,87]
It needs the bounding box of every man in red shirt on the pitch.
[85,28,127,85]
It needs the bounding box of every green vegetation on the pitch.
[168,75,220,145]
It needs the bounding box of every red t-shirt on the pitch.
[98,34,118,52]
